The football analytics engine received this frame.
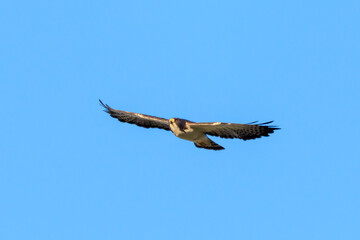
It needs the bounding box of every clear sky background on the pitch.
[1,0,360,239]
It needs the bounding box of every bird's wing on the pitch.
[99,100,171,131]
[188,121,280,140]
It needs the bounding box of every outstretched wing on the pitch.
[99,100,171,131]
[188,121,280,140]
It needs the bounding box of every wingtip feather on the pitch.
[99,99,111,113]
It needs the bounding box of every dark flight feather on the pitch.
[99,100,171,131]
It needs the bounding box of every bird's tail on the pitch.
[194,138,225,151]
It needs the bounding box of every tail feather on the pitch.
[194,138,225,151]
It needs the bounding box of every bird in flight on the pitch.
[99,100,280,150]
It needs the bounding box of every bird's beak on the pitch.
[169,118,174,124]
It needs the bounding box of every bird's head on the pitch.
[169,118,187,132]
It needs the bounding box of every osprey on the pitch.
[99,100,280,150]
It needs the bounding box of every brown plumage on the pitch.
[100,100,280,150]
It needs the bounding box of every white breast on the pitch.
[170,124,205,141]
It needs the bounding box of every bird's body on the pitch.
[99,100,280,150]
[168,118,225,150]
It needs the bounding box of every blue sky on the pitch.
[1,0,360,239]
